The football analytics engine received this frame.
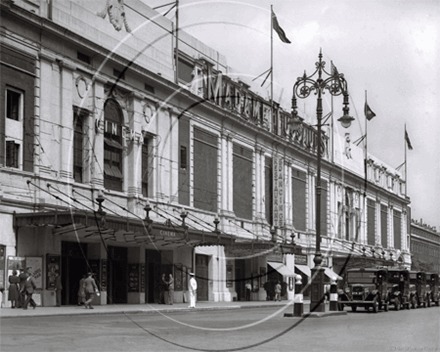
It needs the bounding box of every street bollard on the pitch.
[329,277,338,311]
[293,274,303,316]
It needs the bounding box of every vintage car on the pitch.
[409,271,427,308]
[338,268,389,313]
[387,269,411,310]
[427,273,439,307]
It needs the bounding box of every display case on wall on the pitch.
[46,254,61,290]
[174,263,182,291]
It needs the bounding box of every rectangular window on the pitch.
[180,146,187,170]
[193,128,218,212]
[178,116,190,206]
[393,210,401,249]
[337,202,343,238]
[73,109,84,183]
[6,89,21,121]
[6,141,19,168]
[233,144,253,220]
[177,57,193,84]
[142,137,150,197]
[381,204,388,248]
[265,157,273,226]
[367,198,376,245]
[292,169,306,231]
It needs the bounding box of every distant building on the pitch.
[410,219,440,274]
[0,0,411,307]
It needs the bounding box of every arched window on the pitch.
[104,99,123,191]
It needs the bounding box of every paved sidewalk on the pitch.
[0,300,313,319]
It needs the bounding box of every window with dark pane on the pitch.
[381,204,388,247]
[393,210,401,249]
[73,109,84,183]
[265,157,273,226]
[178,116,190,206]
[6,89,20,121]
[367,198,376,245]
[177,57,193,84]
[193,128,217,213]
[233,144,253,220]
[6,141,19,168]
[103,99,123,192]
[142,137,149,197]
[292,169,306,231]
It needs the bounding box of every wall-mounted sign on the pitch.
[273,156,285,228]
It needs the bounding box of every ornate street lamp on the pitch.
[289,50,354,313]
[95,189,106,228]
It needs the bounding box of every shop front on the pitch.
[12,210,234,306]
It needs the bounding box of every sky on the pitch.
[146,0,440,230]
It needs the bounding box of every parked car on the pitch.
[387,269,411,310]
[338,268,389,313]
[427,273,439,307]
[409,271,427,308]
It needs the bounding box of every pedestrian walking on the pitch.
[22,267,37,310]
[18,268,27,308]
[8,270,20,308]
[274,281,282,301]
[77,275,86,306]
[54,270,62,307]
[168,274,174,305]
[159,273,167,304]
[188,272,197,308]
[245,281,252,301]
[83,272,98,309]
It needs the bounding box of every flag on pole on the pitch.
[364,102,376,120]
[405,128,413,150]
[272,10,291,44]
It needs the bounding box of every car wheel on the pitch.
[351,305,357,312]
[395,297,401,311]
[372,297,378,313]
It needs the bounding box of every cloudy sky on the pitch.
[146,0,439,229]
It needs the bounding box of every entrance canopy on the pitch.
[267,261,295,277]
[14,210,235,249]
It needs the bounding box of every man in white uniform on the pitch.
[188,272,197,308]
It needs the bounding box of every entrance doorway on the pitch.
[195,254,209,301]
[145,249,161,303]
[107,246,128,304]
[235,259,245,301]
[61,241,88,305]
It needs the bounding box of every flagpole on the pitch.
[404,123,407,196]
[364,90,368,194]
[270,5,274,130]
[175,0,179,84]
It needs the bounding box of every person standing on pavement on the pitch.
[245,281,252,301]
[168,274,174,305]
[83,272,98,309]
[188,272,197,308]
[274,281,282,301]
[18,268,28,308]
[8,270,20,308]
[77,274,86,306]
[22,267,37,310]
[54,270,62,307]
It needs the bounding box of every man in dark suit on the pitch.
[83,272,98,309]
[23,267,37,310]
[18,268,28,308]
[54,270,62,307]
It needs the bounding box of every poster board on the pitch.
[26,257,43,289]
[174,263,182,291]
[128,263,139,292]
[182,265,187,291]
[46,254,60,290]
[226,264,233,288]
[0,245,6,290]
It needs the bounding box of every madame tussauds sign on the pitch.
[189,62,328,156]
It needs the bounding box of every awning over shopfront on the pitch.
[267,261,295,277]
[295,265,311,277]
[323,267,343,281]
